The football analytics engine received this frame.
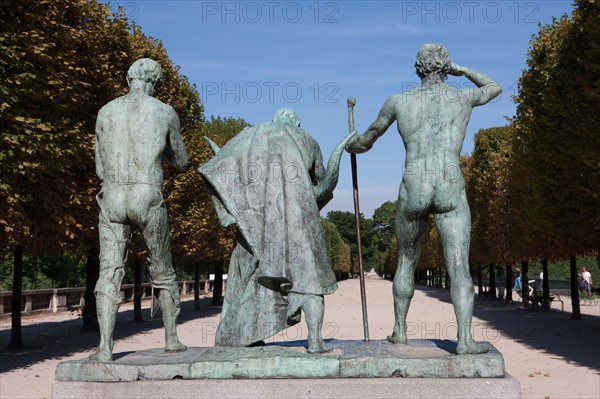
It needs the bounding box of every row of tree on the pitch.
[338,1,600,315]
[1,0,247,347]
[306,1,600,316]
[324,204,396,277]
[0,0,402,347]
[464,0,599,316]
[2,0,597,349]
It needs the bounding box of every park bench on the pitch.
[527,279,570,311]
[513,280,534,302]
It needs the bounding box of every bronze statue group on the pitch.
[91,43,501,361]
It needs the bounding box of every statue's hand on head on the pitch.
[449,62,465,77]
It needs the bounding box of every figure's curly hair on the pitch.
[127,58,164,87]
[415,43,451,80]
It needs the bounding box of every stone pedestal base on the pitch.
[53,340,520,398]
[52,376,521,399]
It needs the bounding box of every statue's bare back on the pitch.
[96,92,185,226]
[394,83,472,216]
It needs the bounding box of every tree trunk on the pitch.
[569,254,581,320]
[8,245,24,349]
[522,260,529,309]
[542,258,550,311]
[445,269,450,290]
[505,264,513,304]
[477,267,483,296]
[438,267,442,287]
[194,261,201,310]
[496,264,504,301]
[81,242,100,332]
[133,254,144,322]
[212,262,223,306]
[489,263,497,300]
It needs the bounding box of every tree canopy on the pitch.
[512,0,599,260]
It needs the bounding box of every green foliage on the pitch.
[383,236,398,276]
[325,210,378,272]
[372,201,396,252]
[167,115,249,268]
[513,0,600,259]
[418,215,444,271]
[325,211,360,246]
[321,218,351,273]
[0,254,13,291]
[0,252,85,290]
[528,255,600,283]
[467,125,516,264]
[0,0,132,252]
[465,1,599,273]
[0,1,255,293]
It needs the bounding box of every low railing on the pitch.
[0,279,225,317]
[477,278,572,299]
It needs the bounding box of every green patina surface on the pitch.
[92,58,189,362]
[55,339,504,381]
[346,43,502,354]
[198,109,355,354]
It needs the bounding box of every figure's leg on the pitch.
[158,289,187,352]
[388,209,429,344]
[141,198,186,353]
[300,294,329,354]
[90,212,129,361]
[435,192,487,354]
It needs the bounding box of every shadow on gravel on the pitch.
[418,286,600,372]
[0,297,222,373]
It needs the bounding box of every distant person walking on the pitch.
[581,268,592,293]
[513,268,522,291]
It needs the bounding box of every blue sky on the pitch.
[107,0,575,217]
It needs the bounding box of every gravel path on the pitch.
[1,274,598,398]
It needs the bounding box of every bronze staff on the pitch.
[347,96,369,342]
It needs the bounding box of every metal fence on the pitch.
[0,279,223,317]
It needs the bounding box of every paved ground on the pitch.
[1,274,599,398]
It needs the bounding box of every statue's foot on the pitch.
[89,348,113,362]
[386,334,407,344]
[387,327,408,344]
[387,325,408,344]
[307,341,331,354]
[165,340,187,353]
[456,341,489,355]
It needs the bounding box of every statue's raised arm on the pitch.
[449,62,502,107]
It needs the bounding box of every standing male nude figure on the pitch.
[346,43,501,354]
[91,58,188,361]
